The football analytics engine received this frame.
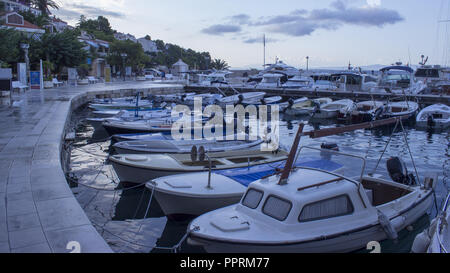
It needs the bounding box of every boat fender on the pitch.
[411,231,431,253]
[377,210,398,242]
[198,146,206,161]
[190,145,198,162]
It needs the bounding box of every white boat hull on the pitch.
[189,193,433,253]
[154,190,242,216]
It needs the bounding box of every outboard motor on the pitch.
[374,106,384,121]
[321,143,339,151]
[180,94,187,102]
[386,157,416,186]
[287,98,294,109]
[260,98,266,105]
[237,94,244,105]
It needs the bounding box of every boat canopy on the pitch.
[380,66,414,73]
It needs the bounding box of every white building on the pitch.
[0,12,45,37]
[1,0,41,16]
[114,32,137,42]
[137,37,159,53]
[172,59,189,76]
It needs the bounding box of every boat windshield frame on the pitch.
[296,146,367,183]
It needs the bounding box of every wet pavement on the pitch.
[0,81,183,253]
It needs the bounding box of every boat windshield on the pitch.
[295,146,366,181]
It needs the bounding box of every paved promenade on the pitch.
[0,81,183,253]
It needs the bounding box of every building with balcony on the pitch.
[1,0,41,16]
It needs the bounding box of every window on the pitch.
[242,189,263,209]
[299,195,354,222]
[262,195,292,221]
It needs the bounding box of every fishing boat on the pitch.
[284,98,332,116]
[186,122,436,253]
[113,138,263,154]
[145,157,343,217]
[351,101,385,122]
[415,104,450,129]
[152,93,196,103]
[109,149,289,184]
[412,192,449,253]
[278,97,308,112]
[86,109,171,129]
[378,101,419,119]
[112,132,172,142]
[312,99,356,119]
[217,92,266,107]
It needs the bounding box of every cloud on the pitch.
[202,0,403,39]
[228,14,251,25]
[55,3,125,21]
[201,24,242,35]
[242,36,279,44]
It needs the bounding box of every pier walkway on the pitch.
[0,81,183,253]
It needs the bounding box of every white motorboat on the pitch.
[278,97,308,112]
[86,109,171,129]
[89,100,153,111]
[113,138,263,154]
[412,192,449,253]
[109,149,289,184]
[282,76,314,89]
[182,93,223,106]
[152,93,196,103]
[146,157,343,216]
[242,96,282,106]
[256,73,284,89]
[284,98,332,116]
[312,99,356,119]
[416,104,450,129]
[312,80,337,91]
[217,92,266,107]
[379,101,419,119]
[187,146,435,253]
[112,132,173,142]
[351,101,385,122]
[373,66,427,94]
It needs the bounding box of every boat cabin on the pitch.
[331,73,377,92]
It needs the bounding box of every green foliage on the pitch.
[107,40,150,73]
[77,16,115,42]
[77,63,90,79]
[0,29,29,64]
[32,29,88,73]
[148,40,212,70]
[31,0,59,17]
[210,59,230,70]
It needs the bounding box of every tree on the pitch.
[210,59,230,70]
[77,16,115,42]
[107,40,150,74]
[31,0,59,17]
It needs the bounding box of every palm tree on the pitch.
[210,59,230,70]
[32,0,59,17]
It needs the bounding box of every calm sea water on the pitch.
[67,104,449,253]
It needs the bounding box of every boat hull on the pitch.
[154,189,242,216]
[188,192,433,253]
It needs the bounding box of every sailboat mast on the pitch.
[263,34,266,68]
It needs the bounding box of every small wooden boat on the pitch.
[109,149,288,184]
[416,104,450,129]
[351,101,385,122]
[242,96,283,106]
[89,99,153,111]
[182,93,223,106]
[278,97,308,112]
[379,101,419,119]
[284,98,332,116]
[312,99,356,119]
[113,138,263,154]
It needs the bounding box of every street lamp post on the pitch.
[306,56,309,72]
[120,53,127,81]
[21,43,30,87]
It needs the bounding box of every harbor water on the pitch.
[66,104,449,253]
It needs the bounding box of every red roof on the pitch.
[5,19,43,30]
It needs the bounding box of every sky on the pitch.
[53,0,450,69]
